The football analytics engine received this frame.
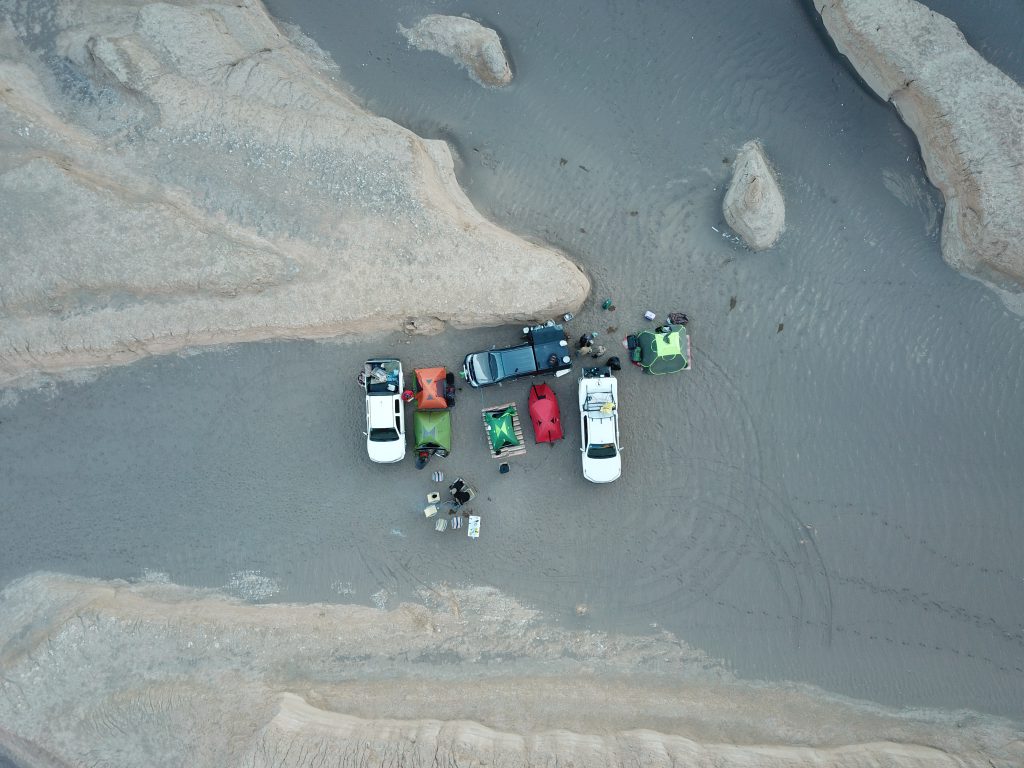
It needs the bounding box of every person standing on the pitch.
[577,333,594,356]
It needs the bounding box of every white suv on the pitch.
[364,359,405,463]
[578,367,621,483]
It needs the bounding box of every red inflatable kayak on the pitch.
[528,383,563,443]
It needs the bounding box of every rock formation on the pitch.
[723,140,786,250]
[0,0,583,385]
[0,572,1020,767]
[400,14,513,87]
[814,0,1024,291]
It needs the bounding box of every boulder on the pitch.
[723,141,786,251]
[400,15,513,87]
[814,0,1024,292]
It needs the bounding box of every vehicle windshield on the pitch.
[487,352,501,380]
[467,353,493,384]
[369,427,399,442]
[587,443,617,459]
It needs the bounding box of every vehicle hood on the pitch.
[583,456,621,483]
[367,437,405,463]
[465,351,495,385]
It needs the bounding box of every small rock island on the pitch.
[723,140,786,251]
[400,15,513,88]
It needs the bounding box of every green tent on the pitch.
[636,324,690,374]
[414,409,451,457]
[484,406,520,453]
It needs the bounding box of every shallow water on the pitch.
[2,0,1024,720]
[921,0,1024,82]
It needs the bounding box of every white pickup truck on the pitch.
[578,366,621,483]
[363,359,405,464]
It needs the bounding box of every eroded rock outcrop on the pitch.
[400,14,513,87]
[0,0,582,385]
[0,572,1020,767]
[723,140,786,251]
[815,0,1024,291]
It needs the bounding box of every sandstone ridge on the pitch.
[0,572,1019,767]
[0,0,585,385]
[814,0,1024,291]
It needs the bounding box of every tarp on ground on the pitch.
[636,324,690,374]
[413,409,451,454]
[415,367,447,409]
[528,383,563,443]
[484,406,520,453]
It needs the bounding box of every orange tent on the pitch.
[415,367,448,409]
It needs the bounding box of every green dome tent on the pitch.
[635,324,691,374]
[484,406,520,454]
[414,409,451,457]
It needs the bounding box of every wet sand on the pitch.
[1,0,1023,754]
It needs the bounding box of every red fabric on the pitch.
[528,384,563,443]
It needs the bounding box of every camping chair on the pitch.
[449,478,476,507]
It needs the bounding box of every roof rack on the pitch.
[582,392,615,414]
